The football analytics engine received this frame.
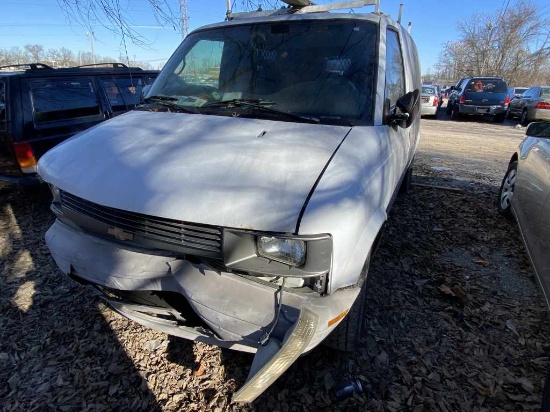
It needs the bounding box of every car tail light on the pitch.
[433,97,438,107]
[13,142,37,172]
[504,96,510,106]
[535,101,550,110]
[459,95,465,104]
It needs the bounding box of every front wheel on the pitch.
[399,164,413,194]
[323,257,370,352]
[497,161,517,218]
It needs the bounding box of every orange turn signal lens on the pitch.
[328,308,350,327]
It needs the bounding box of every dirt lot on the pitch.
[1,111,550,411]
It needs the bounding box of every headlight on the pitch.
[223,230,331,280]
[257,236,306,267]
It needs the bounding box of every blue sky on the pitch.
[0,0,548,72]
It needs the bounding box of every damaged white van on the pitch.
[39,0,421,402]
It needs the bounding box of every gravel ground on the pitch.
[1,109,549,411]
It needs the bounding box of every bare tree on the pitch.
[57,0,186,47]
[436,0,550,85]
[24,44,45,62]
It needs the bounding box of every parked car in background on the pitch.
[508,86,528,100]
[0,63,158,190]
[506,86,550,125]
[446,76,509,122]
[420,84,439,117]
[38,0,421,402]
[497,121,550,410]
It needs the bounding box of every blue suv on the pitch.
[446,76,509,122]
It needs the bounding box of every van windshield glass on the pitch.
[147,21,377,125]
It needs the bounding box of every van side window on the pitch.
[0,81,5,127]
[30,79,100,123]
[385,30,405,106]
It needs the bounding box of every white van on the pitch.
[38,0,421,402]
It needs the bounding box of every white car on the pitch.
[38,0,421,402]
[420,84,439,117]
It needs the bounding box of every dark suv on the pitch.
[446,76,510,122]
[0,63,158,189]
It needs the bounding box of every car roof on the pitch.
[0,63,158,79]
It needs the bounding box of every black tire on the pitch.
[520,109,529,126]
[494,113,505,123]
[506,106,513,119]
[323,257,370,352]
[542,364,550,411]
[497,161,517,218]
[451,106,461,121]
[399,164,413,194]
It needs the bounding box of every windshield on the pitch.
[147,20,377,125]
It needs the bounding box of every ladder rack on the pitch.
[226,0,381,20]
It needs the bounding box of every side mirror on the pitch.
[140,84,152,101]
[388,89,420,128]
[526,121,550,138]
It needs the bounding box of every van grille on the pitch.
[59,191,223,257]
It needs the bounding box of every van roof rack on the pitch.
[72,62,132,69]
[0,63,53,71]
[226,0,380,20]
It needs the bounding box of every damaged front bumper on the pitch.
[46,219,361,402]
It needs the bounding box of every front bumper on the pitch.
[459,104,506,116]
[46,219,361,401]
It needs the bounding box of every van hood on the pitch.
[38,111,350,233]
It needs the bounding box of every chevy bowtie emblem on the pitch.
[107,227,134,241]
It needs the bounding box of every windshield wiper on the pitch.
[202,98,276,108]
[140,95,198,113]
[202,99,319,124]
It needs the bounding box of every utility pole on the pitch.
[86,31,96,64]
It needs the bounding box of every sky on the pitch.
[0,0,548,73]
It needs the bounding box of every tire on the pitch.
[494,113,505,123]
[542,364,550,411]
[506,107,513,119]
[323,257,370,352]
[451,106,461,121]
[497,161,517,218]
[520,109,529,126]
[399,164,413,194]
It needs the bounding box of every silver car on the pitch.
[507,86,550,125]
[498,121,550,408]
[420,85,439,117]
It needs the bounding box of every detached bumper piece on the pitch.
[233,308,318,403]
